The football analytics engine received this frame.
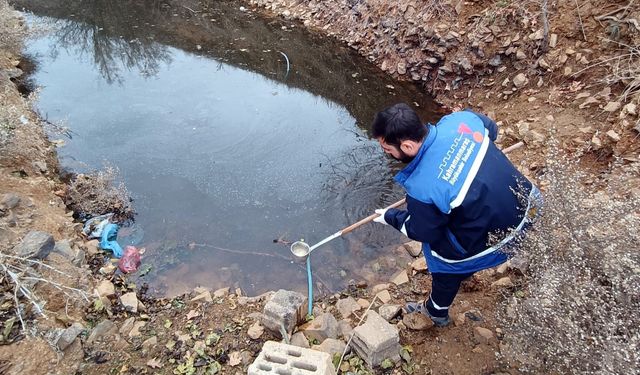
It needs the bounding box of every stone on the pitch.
[142,336,157,351]
[411,257,427,272]
[238,291,274,305]
[397,62,406,75]
[563,66,573,76]
[129,321,146,337]
[13,231,54,259]
[52,240,75,259]
[549,33,558,48]
[529,29,544,40]
[0,193,20,210]
[337,320,353,339]
[538,58,550,69]
[623,103,637,116]
[474,327,494,343]
[454,313,466,326]
[512,73,528,88]
[351,311,400,367]
[371,283,390,295]
[402,241,422,257]
[120,292,139,313]
[515,50,526,60]
[491,277,514,288]
[378,304,402,321]
[301,313,339,343]
[119,317,135,336]
[213,287,229,298]
[606,130,621,142]
[96,280,116,298]
[376,290,392,304]
[603,101,621,112]
[580,97,599,109]
[290,331,310,348]
[85,240,100,256]
[262,289,307,337]
[191,287,213,303]
[312,338,347,357]
[402,313,432,330]
[496,262,509,275]
[87,320,117,343]
[56,323,84,351]
[248,321,264,340]
[488,55,501,67]
[336,297,360,318]
[356,299,370,309]
[33,161,47,173]
[390,270,409,286]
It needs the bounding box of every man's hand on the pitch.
[373,208,389,225]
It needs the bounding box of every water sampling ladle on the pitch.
[290,198,406,319]
[290,198,407,261]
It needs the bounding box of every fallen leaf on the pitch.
[147,358,163,369]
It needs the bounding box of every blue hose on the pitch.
[306,255,313,317]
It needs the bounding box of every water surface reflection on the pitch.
[18,0,441,296]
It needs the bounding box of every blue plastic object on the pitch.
[100,223,123,258]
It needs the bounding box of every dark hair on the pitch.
[371,103,426,146]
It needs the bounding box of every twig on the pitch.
[1,254,72,277]
[191,243,291,261]
[574,0,588,41]
[182,5,196,14]
[502,141,524,154]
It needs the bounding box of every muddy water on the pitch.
[18,0,440,296]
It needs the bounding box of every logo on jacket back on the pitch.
[437,123,483,185]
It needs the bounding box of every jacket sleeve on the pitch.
[464,109,498,141]
[383,196,448,245]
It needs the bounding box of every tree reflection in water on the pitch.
[39,0,172,83]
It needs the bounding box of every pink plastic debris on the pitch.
[118,245,141,273]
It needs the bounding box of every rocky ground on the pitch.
[0,0,639,374]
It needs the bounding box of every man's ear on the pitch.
[399,140,418,156]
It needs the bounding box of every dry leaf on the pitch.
[147,358,163,369]
[186,309,200,320]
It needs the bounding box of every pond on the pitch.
[15,0,440,297]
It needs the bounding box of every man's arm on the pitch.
[383,196,448,244]
[464,109,498,141]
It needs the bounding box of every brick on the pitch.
[351,337,400,367]
[351,311,400,366]
[248,341,335,375]
[262,290,307,337]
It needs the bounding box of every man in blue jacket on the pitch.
[371,103,540,327]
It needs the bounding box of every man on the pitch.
[371,103,540,327]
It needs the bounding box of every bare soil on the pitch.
[0,0,638,374]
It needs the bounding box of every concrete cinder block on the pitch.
[351,311,400,367]
[248,340,336,375]
[262,290,308,337]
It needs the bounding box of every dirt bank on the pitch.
[0,0,638,374]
